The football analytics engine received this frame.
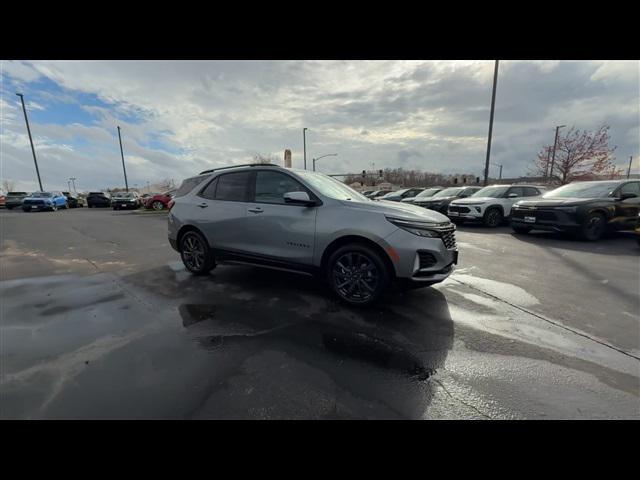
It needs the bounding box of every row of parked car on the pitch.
[362,179,640,241]
[2,189,177,212]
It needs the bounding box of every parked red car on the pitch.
[144,190,176,210]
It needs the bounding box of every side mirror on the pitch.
[619,193,638,200]
[284,191,315,206]
[508,193,519,198]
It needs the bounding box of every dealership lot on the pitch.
[1,208,638,419]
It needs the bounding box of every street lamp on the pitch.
[548,125,566,181]
[312,153,337,171]
[69,177,77,193]
[303,128,308,170]
[117,126,129,192]
[490,162,503,180]
[483,60,500,186]
[16,93,44,191]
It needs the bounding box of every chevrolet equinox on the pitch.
[168,164,458,306]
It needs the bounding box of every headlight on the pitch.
[386,216,444,238]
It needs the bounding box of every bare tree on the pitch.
[252,153,277,164]
[2,179,16,192]
[531,125,619,185]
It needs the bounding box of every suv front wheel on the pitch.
[180,231,215,275]
[327,244,389,306]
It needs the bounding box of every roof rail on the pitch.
[199,163,281,175]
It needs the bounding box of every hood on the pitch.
[515,197,609,208]
[341,199,450,223]
[451,196,496,205]
[413,196,455,204]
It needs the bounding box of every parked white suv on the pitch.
[448,185,547,227]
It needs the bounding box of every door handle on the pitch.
[248,207,263,214]
[198,203,208,208]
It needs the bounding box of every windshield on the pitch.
[295,171,369,201]
[433,187,463,198]
[414,188,442,198]
[8,192,27,195]
[114,193,135,199]
[31,192,53,198]
[383,188,409,197]
[471,186,509,198]
[543,182,619,199]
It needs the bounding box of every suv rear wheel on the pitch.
[327,244,389,306]
[483,207,503,227]
[180,231,215,275]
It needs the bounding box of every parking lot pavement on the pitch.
[1,208,639,419]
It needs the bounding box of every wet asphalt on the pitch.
[1,208,638,419]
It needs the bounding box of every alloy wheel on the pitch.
[182,234,206,271]
[332,252,379,303]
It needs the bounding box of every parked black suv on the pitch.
[511,180,640,241]
[87,192,111,208]
[413,186,482,215]
[62,192,84,208]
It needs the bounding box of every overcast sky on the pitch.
[1,60,638,192]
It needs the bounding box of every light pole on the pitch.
[16,93,43,191]
[312,153,337,171]
[69,177,77,193]
[490,162,503,180]
[303,128,308,170]
[483,60,499,186]
[548,125,566,182]
[117,126,129,192]
[67,180,71,192]
[627,156,633,179]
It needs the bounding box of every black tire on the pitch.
[51,204,57,212]
[512,225,532,234]
[113,206,119,211]
[6,206,13,210]
[22,207,31,212]
[580,212,606,241]
[483,207,503,227]
[180,230,215,275]
[326,244,390,307]
[451,218,465,225]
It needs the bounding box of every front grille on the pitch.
[418,251,437,269]
[512,208,558,221]
[438,226,457,250]
[449,205,470,214]
[24,200,44,205]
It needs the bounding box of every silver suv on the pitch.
[168,164,458,306]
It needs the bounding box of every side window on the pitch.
[508,187,524,197]
[254,171,306,204]
[175,175,211,198]
[215,172,251,202]
[524,187,540,197]
[199,177,218,200]
[619,182,640,197]
[459,189,473,198]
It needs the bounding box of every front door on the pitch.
[243,170,317,265]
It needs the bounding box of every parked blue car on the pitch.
[22,191,68,212]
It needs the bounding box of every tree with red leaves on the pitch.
[531,125,620,185]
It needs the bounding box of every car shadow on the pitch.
[126,263,455,419]
[509,228,639,256]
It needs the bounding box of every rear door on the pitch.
[504,186,525,215]
[191,171,254,253]
[242,170,317,264]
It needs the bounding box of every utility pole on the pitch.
[117,126,129,192]
[483,60,499,186]
[67,180,71,192]
[627,156,633,179]
[303,128,308,170]
[69,177,77,193]
[16,93,43,191]
[543,146,552,181]
[548,125,566,181]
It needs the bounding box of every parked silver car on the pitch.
[168,164,458,306]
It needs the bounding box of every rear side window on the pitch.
[508,187,524,197]
[199,177,218,200]
[214,172,251,202]
[524,187,541,196]
[175,175,210,198]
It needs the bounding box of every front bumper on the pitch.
[113,202,138,209]
[511,208,582,233]
[384,227,458,283]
